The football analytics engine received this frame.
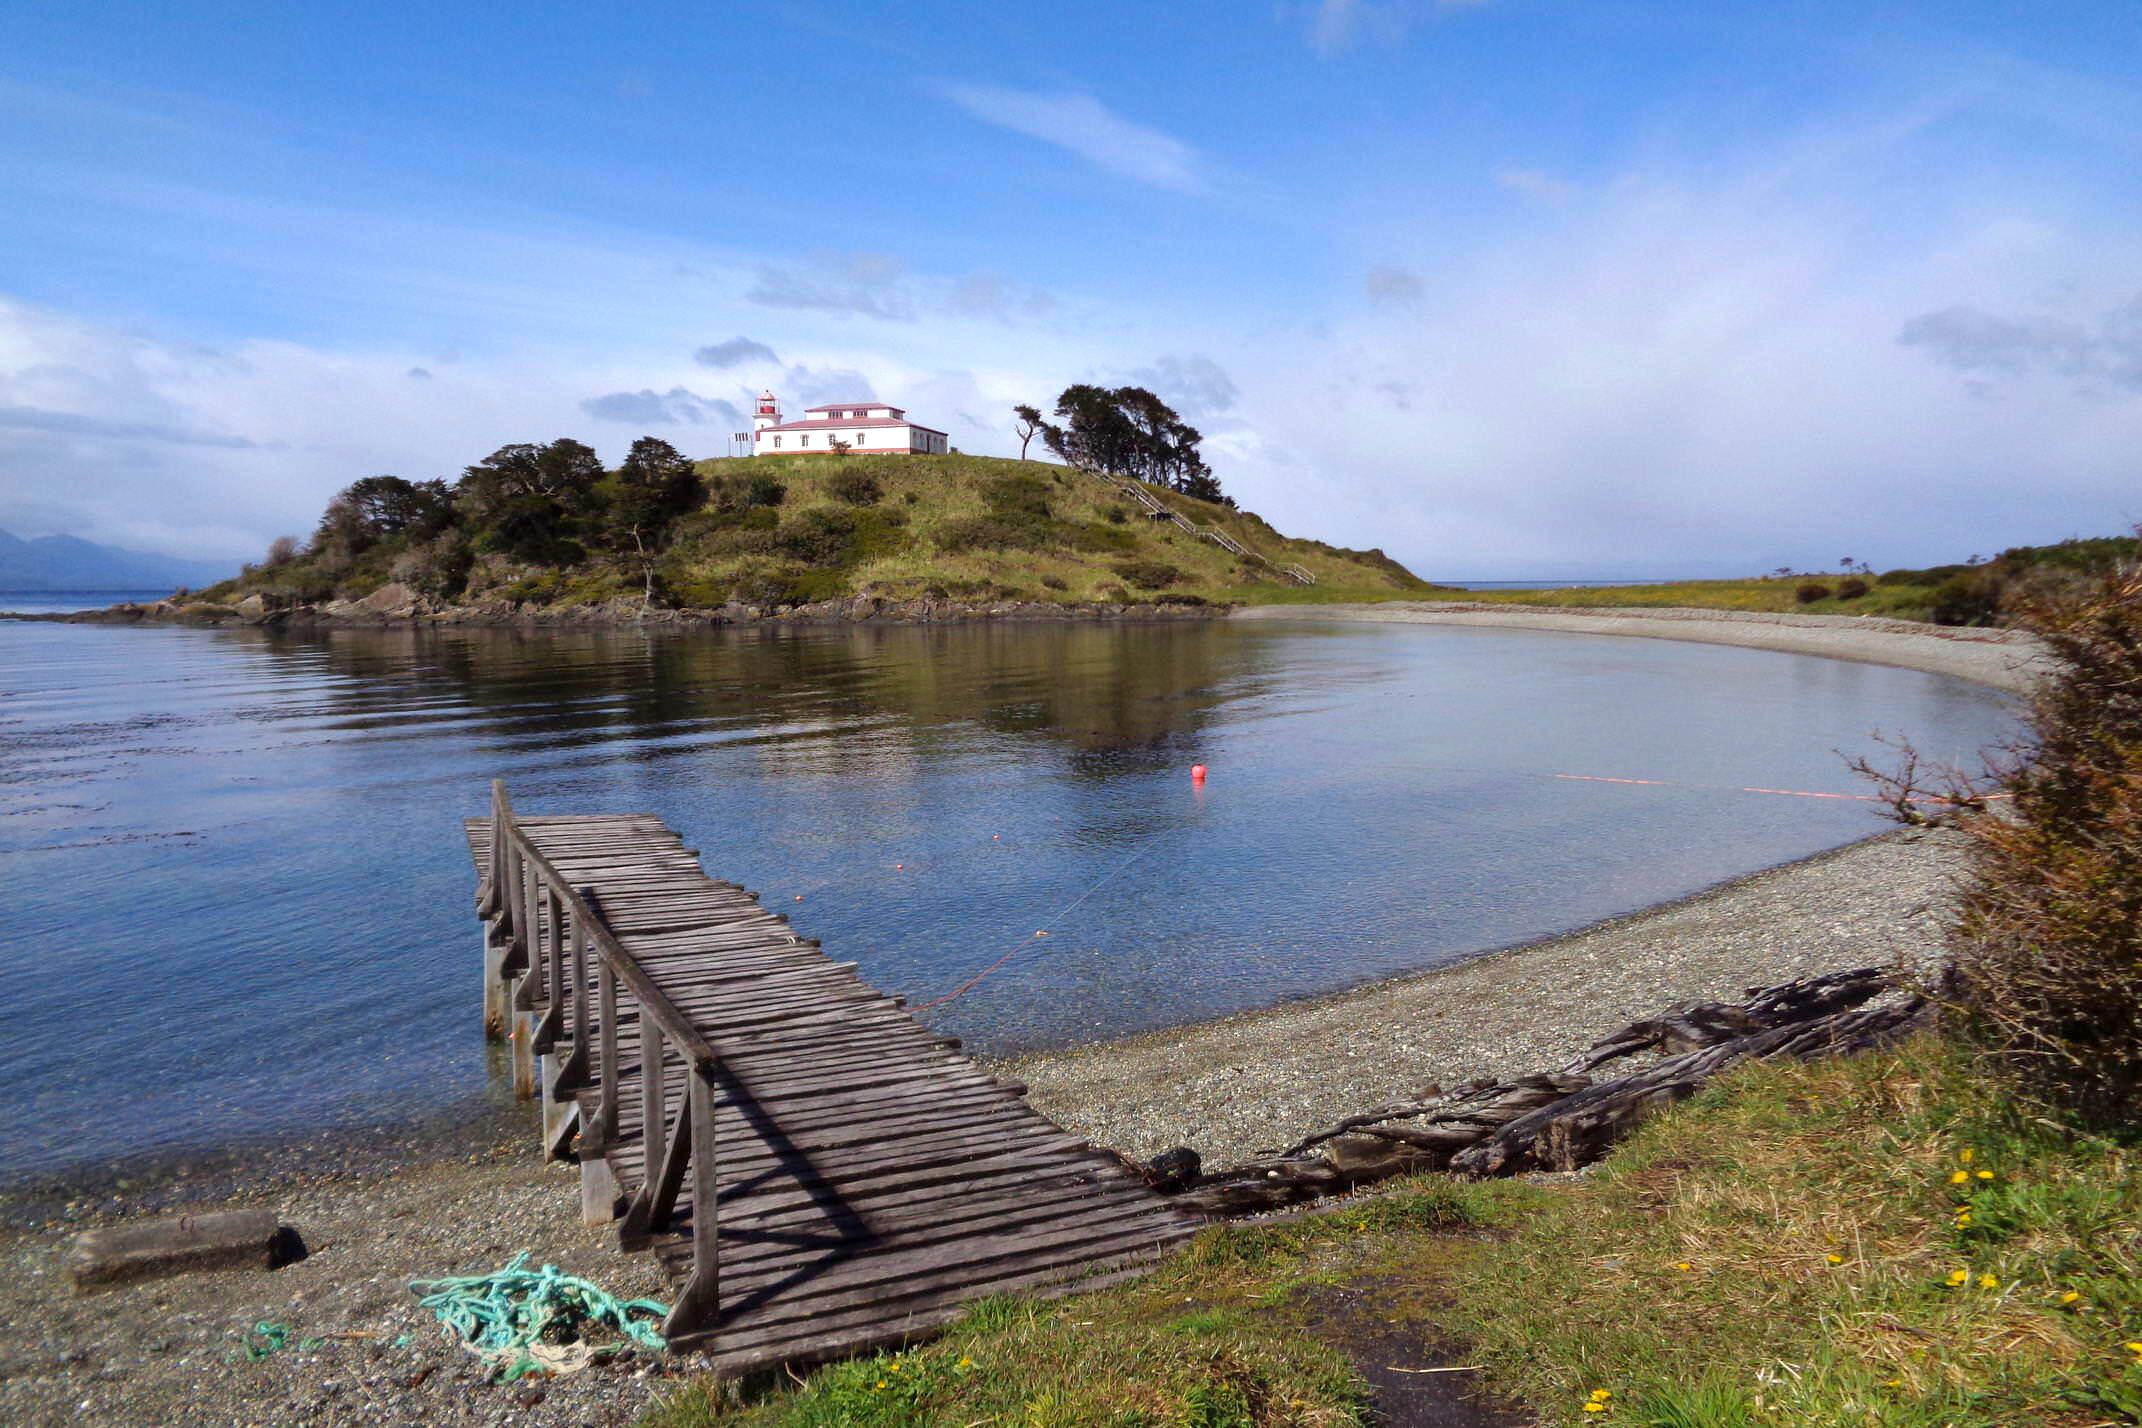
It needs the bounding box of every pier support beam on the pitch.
[581,1156,624,1226]
[483,924,509,1041]
[510,988,539,1101]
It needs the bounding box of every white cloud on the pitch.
[1495,168,1576,205]
[1304,0,1490,56]
[937,83,1206,193]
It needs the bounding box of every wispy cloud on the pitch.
[1126,354,1239,420]
[1364,265,1425,305]
[579,387,744,426]
[747,252,914,321]
[693,336,780,369]
[1495,168,1576,205]
[1305,0,1489,56]
[0,404,256,447]
[937,82,1206,193]
[1899,298,2142,391]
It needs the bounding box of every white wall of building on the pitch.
[754,424,948,456]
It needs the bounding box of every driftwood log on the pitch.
[1167,967,1930,1216]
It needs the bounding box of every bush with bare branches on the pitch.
[1859,550,2142,1125]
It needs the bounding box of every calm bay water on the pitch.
[0,616,2014,1183]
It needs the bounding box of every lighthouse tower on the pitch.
[752,389,782,434]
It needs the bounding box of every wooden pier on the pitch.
[465,782,1202,1378]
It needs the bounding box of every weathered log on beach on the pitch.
[1170,967,1923,1216]
[67,1209,298,1291]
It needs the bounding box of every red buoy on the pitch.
[1191,764,1208,783]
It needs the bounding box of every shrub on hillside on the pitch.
[1860,551,2142,1125]
[826,469,882,506]
[390,532,474,600]
[1795,581,1832,604]
[1836,576,1870,600]
[1930,569,2005,626]
[1113,559,1182,591]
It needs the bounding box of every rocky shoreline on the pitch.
[37,582,1227,629]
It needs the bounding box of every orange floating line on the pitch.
[1739,786,1879,801]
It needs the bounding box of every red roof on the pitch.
[803,402,903,414]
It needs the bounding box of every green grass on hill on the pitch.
[653,453,1432,610]
[641,1038,2139,1427]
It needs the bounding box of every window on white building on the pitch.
[772,435,782,448]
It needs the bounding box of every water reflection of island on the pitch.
[230,620,1318,774]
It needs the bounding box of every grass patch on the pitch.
[638,1179,1512,1427]
[1439,1036,2141,1426]
[1447,577,1946,620]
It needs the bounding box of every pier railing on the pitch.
[478,779,722,1339]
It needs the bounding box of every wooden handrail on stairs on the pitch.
[1087,470,1315,586]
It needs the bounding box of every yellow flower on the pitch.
[1959,1148,1974,1164]
[1956,1213,1974,1227]
[1949,1170,1970,1184]
[1674,1261,1693,1272]
[2059,1291,2081,1305]
[1979,1273,1999,1289]
[874,1380,887,1390]
[1945,1269,1969,1287]
[1883,1378,1903,1388]
[1975,1169,1994,1180]
[957,1356,976,1370]
[2126,1341,2142,1354]
[1583,1406,1606,1415]
[1826,1254,1845,1265]
[1590,1389,1613,1401]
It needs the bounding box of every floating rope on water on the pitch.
[410,1252,669,1381]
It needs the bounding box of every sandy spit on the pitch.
[999,603,2037,1166]
[1234,600,2049,693]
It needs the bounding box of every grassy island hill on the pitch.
[193,448,1435,617]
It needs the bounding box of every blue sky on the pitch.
[2,1,2138,577]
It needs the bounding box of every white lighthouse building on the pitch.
[736,393,949,457]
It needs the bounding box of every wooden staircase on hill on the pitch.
[466,781,1203,1378]
[1092,471,1318,586]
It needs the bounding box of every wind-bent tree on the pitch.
[602,436,705,603]
[1035,385,1225,503]
[1012,403,1043,460]
[456,438,606,564]
[312,475,456,559]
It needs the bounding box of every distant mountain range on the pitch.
[0,528,236,592]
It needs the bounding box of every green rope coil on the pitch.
[410,1252,669,1381]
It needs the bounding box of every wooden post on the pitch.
[556,912,591,1092]
[535,886,565,1054]
[620,1023,666,1249]
[665,1063,722,1341]
[482,924,508,1040]
[511,991,539,1101]
[589,956,619,1152]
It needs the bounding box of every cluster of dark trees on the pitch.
[1013,384,1226,504]
[285,435,703,602]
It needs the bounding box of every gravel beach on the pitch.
[0,604,2034,1425]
